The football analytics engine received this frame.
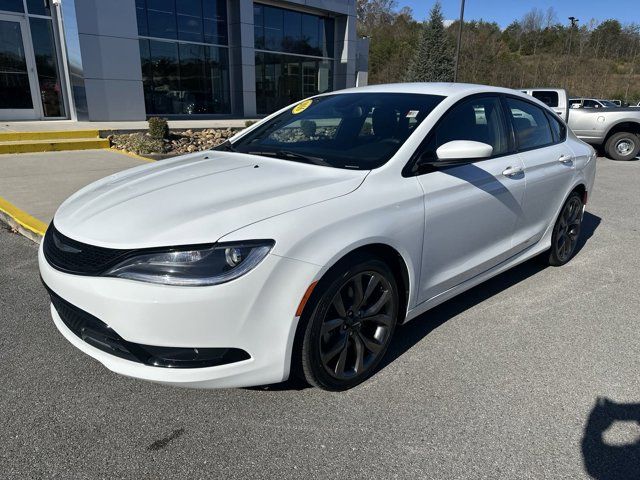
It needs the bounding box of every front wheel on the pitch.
[299,254,399,391]
[545,191,584,266]
[605,132,640,161]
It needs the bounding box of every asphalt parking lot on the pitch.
[1,157,639,479]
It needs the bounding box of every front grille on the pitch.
[43,224,133,276]
[45,286,250,369]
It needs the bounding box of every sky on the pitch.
[400,0,639,28]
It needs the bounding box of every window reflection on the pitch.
[137,0,227,45]
[0,0,23,13]
[30,17,64,117]
[253,4,334,115]
[139,39,230,115]
[136,0,229,115]
[253,4,333,58]
[0,19,32,109]
[255,52,332,114]
[26,0,50,15]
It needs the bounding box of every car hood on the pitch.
[54,151,368,248]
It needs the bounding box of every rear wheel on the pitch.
[605,132,640,161]
[299,254,399,391]
[546,191,584,266]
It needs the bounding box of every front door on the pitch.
[415,95,526,303]
[0,14,41,120]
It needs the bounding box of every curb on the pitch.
[107,148,156,163]
[0,196,46,243]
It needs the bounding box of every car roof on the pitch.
[327,82,529,98]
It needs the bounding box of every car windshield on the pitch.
[600,100,618,108]
[226,93,445,170]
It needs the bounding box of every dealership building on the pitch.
[0,0,368,121]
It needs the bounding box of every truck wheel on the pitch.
[605,132,640,161]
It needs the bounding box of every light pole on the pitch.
[567,16,579,57]
[453,0,466,82]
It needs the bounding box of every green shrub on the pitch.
[148,117,169,140]
[245,120,256,128]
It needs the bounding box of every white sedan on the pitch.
[40,83,597,391]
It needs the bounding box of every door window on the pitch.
[506,97,553,150]
[583,99,599,108]
[424,95,509,158]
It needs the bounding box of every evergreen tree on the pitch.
[405,2,454,82]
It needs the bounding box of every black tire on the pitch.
[298,253,399,391]
[605,132,640,161]
[545,191,584,266]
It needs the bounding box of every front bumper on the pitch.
[39,244,322,388]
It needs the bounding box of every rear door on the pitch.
[414,95,526,303]
[505,96,576,249]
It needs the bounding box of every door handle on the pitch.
[558,154,573,164]
[502,165,523,177]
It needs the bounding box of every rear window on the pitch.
[532,91,559,108]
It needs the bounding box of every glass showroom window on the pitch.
[136,0,230,115]
[0,0,65,117]
[254,3,334,114]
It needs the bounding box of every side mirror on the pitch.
[436,140,493,161]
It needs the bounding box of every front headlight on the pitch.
[103,241,275,286]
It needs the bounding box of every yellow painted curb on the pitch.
[0,138,110,154]
[0,195,47,238]
[108,148,156,163]
[0,130,100,141]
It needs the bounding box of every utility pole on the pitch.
[567,16,578,57]
[566,17,579,87]
[453,0,466,82]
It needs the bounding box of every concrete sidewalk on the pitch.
[0,149,149,240]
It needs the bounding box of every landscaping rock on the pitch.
[110,128,238,156]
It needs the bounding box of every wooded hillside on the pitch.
[358,0,640,103]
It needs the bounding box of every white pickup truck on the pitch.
[522,88,640,161]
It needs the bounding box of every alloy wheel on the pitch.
[318,271,395,380]
[554,196,582,263]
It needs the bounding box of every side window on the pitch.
[532,91,559,108]
[546,112,566,142]
[506,97,553,150]
[583,99,598,109]
[425,96,509,158]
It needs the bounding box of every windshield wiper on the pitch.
[275,150,331,166]
[214,140,237,152]
[246,149,330,166]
